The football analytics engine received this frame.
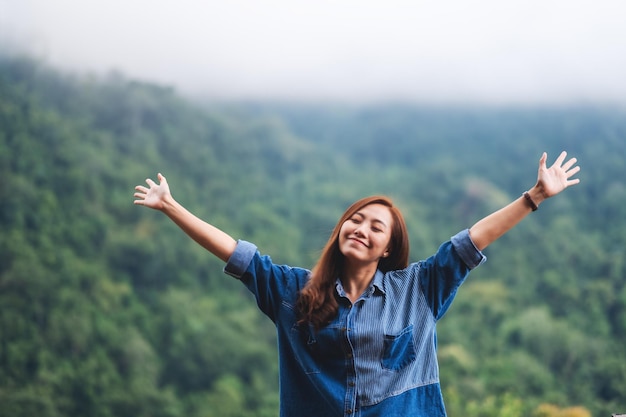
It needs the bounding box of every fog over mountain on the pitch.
[2,0,626,104]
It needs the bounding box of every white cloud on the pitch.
[2,0,626,103]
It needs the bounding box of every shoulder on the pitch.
[378,263,424,294]
[233,244,311,295]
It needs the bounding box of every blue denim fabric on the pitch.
[224,229,485,417]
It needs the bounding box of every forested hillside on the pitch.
[1,54,625,417]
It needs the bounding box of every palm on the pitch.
[536,152,580,198]
[134,173,171,210]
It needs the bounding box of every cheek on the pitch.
[338,222,358,248]
[337,227,353,254]
[375,235,392,251]
[339,221,352,236]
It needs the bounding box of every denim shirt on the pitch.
[224,229,485,417]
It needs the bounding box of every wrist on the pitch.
[523,186,546,211]
[528,185,548,203]
[160,193,177,212]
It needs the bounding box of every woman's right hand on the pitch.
[134,173,171,210]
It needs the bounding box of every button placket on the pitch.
[343,300,358,417]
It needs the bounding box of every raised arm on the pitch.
[133,173,237,262]
[469,151,581,251]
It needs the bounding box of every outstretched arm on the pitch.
[134,173,237,262]
[469,151,581,251]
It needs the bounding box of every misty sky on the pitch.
[2,0,626,104]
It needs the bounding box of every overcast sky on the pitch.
[2,0,626,104]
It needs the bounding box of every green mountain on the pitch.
[1,54,625,417]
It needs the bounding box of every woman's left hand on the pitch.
[536,151,581,199]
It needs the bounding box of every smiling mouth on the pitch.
[349,237,368,247]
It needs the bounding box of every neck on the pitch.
[341,262,378,303]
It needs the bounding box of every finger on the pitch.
[133,191,146,199]
[133,199,145,205]
[145,178,157,187]
[567,178,581,186]
[552,151,567,167]
[158,173,166,183]
[539,152,548,169]
[562,157,578,171]
[135,185,148,193]
[566,165,581,178]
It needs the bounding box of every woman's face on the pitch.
[338,203,393,267]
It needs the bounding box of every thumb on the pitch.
[157,172,167,183]
[538,152,547,170]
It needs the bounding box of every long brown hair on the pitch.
[296,196,410,329]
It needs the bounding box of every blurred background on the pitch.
[3,0,626,104]
[1,1,625,417]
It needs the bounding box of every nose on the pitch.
[353,223,366,237]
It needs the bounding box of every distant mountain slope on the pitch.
[2,53,625,417]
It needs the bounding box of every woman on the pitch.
[134,151,580,417]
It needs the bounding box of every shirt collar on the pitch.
[335,269,386,300]
[371,269,386,295]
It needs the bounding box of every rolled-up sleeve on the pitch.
[451,229,486,269]
[223,240,257,278]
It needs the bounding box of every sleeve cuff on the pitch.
[451,229,487,269]
[223,240,257,278]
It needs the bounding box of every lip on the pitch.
[349,237,369,248]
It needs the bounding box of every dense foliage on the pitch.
[1,54,625,416]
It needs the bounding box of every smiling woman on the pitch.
[338,204,395,291]
[134,151,580,416]
[299,197,409,322]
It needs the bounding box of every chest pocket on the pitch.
[381,324,417,371]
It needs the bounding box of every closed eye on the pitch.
[350,213,364,224]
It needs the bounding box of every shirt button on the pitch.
[346,409,353,414]
[348,381,355,387]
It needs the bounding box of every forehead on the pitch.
[353,203,393,224]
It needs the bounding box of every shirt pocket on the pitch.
[381,324,417,371]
